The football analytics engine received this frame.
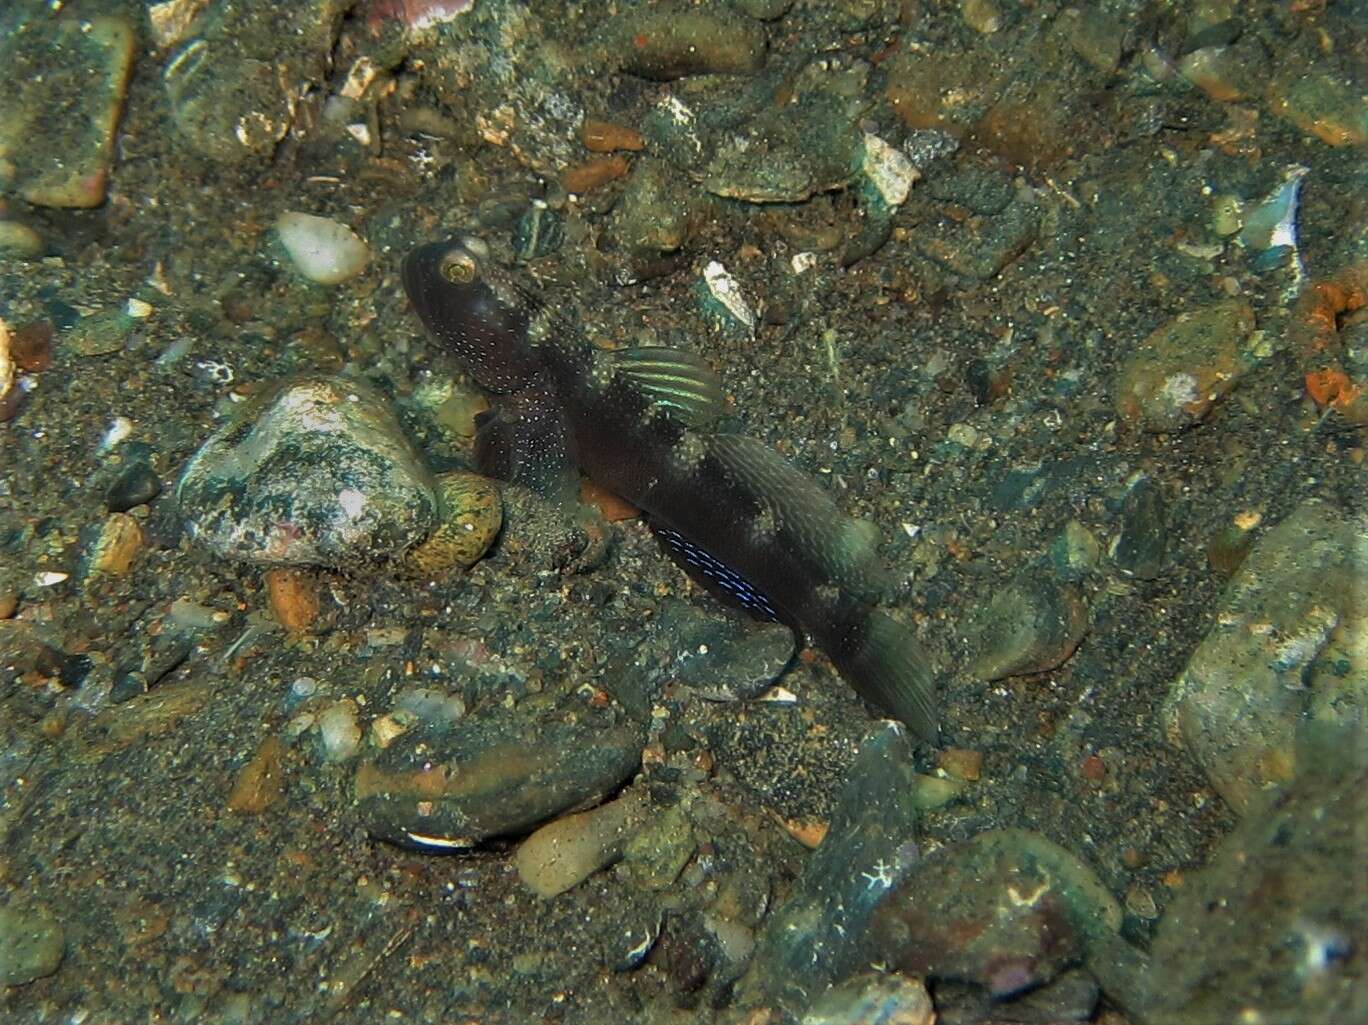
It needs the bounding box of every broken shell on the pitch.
[403,471,502,575]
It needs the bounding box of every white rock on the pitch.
[276,211,370,285]
[318,699,362,762]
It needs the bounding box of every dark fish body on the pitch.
[403,238,937,742]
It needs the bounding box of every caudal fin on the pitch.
[832,610,939,744]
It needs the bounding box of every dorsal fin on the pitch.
[611,347,725,427]
[707,433,888,599]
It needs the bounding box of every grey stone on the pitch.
[0,903,64,986]
[1162,499,1366,815]
[741,721,923,1012]
[177,375,437,570]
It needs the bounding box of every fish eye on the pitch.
[439,248,478,284]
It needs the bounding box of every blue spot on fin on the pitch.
[652,525,779,622]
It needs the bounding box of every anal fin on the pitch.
[652,524,781,623]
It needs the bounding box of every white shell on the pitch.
[276,211,370,285]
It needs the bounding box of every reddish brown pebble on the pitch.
[780,816,829,849]
[1081,754,1107,782]
[561,154,630,194]
[0,593,16,619]
[264,567,320,633]
[938,747,984,782]
[227,736,286,814]
[89,512,143,577]
[580,118,645,153]
[11,322,55,372]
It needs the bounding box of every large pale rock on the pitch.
[1162,500,1366,815]
[177,375,437,570]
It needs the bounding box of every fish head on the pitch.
[402,236,545,393]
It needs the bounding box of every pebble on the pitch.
[580,118,645,153]
[1162,499,1365,815]
[356,707,646,849]
[177,375,438,570]
[742,722,923,1012]
[1049,519,1101,581]
[560,154,631,195]
[605,6,766,80]
[317,699,362,763]
[1057,8,1124,75]
[226,736,286,814]
[1088,766,1366,1025]
[622,802,697,891]
[937,746,983,782]
[86,512,144,578]
[105,460,163,513]
[0,902,65,986]
[0,316,12,407]
[263,567,321,633]
[1109,473,1167,580]
[801,971,933,1025]
[514,789,647,899]
[402,471,502,576]
[872,828,1121,999]
[0,219,43,258]
[664,602,795,703]
[965,573,1088,681]
[66,308,138,357]
[276,212,371,285]
[1114,300,1256,432]
[162,4,337,162]
[1266,66,1368,148]
[0,16,135,207]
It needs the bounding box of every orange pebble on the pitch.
[561,154,630,194]
[1305,367,1360,408]
[264,567,320,633]
[1081,753,1107,782]
[580,118,645,153]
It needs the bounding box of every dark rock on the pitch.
[741,721,923,1012]
[1109,473,1167,579]
[106,460,162,512]
[355,704,645,848]
[965,573,1088,681]
[872,829,1120,1000]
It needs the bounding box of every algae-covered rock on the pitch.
[355,706,646,848]
[403,471,502,575]
[1114,300,1257,432]
[872,828,1121,999]
[1162,499,1366,815]
[0,11,135,208]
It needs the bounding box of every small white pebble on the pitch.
[276,211,370,285]
[318,699,362,762]
[125,297,153,318]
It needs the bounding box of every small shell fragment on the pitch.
[861,132,919,207]
[702,262,757,338]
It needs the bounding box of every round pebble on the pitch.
[276,211,370,285]
[177,375,438,570]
